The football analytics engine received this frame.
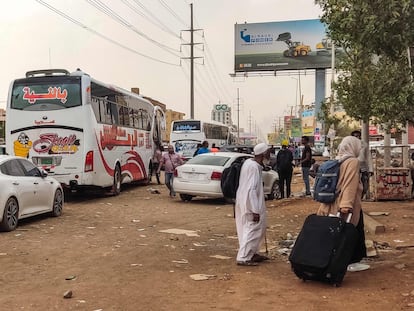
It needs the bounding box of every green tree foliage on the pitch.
[315,0,414,130]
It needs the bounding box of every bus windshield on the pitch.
[172,120,201,132]
[11,76,81,111]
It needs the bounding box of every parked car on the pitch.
[173,152,281,202]
[0,156,63,231]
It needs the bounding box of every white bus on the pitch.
[6,69,165,195]
[170,119,231,159]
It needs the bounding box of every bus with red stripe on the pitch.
[6,69,165,195]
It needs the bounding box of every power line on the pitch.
[34,0,180,66]
[85,0,181,56]
[123,0,181,39]
[203,37,234,103]
[158,0,188,28]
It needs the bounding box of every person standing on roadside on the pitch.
[196,140,210,155]
[150,145,163,184]
[300,136,312,196]
[351,130,371,199]
[317,136,367,264]
[276,140,294,198]
[157,145,183,197]
[235,142,270,266]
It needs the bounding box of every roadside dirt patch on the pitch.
[0,174,413,310]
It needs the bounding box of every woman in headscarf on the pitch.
[317,135,366,263]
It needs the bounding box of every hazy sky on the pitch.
[0,0,324,141]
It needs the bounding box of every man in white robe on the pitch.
[235,143,270,266]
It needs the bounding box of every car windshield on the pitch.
[187,155,230,166]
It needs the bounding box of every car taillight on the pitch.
[85,151,94,172]
[211,171,222,180]
[174,168,178,177]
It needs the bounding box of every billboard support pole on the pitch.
[237,88,240,144]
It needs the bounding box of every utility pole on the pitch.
[181,3,203,119]
[248,111,252,135]
[237,88,240,144]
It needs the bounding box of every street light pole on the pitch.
[291,77,299,117]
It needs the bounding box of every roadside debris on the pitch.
[148,188,161,194]
[63,290,73,299]
[65,275,76,281]
[190,274,216,281]
[172,259,189,264]
[368,212,390,216]
[210,255,231,260]
[159,228,200,237]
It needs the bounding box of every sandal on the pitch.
[237,260,259,266]
[252,254,270,262]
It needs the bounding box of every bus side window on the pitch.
[109,102,119,125]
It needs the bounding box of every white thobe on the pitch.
[235,159,267,262]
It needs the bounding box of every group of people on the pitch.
[274,135,313,199]
[151,134,367,268]
[235,134,367,267]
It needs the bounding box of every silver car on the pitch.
[173,152,281,202]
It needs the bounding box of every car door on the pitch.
[17,159,53,212]
[1,159,37,217]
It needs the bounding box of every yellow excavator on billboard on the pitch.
[276,32,311,57]
[315,37,344,55]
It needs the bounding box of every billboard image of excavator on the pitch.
[315,37,344,56]
[276,32,311,57]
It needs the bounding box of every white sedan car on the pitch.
[173,152,281,202]
[0,156,64,231]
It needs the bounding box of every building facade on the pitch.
[211,104,232,126]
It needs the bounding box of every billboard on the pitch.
[291,118,302,138]
[302,109,315,136]
[234,19,340,72]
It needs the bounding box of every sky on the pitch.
[0,0,325,142]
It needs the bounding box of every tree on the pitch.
[315,0,414,130]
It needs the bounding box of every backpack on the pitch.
[220,160,244,199]
[313,160,341,203]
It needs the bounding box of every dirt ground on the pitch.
[0,171,414,311]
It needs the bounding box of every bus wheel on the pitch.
[112,165,121,196]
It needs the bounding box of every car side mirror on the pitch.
[40,169,48,178]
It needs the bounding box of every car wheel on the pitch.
[179,194,193,202]
[268,181,282,200]
[51,189,63,217]
[0,197,19,232]
[112,165,121,196]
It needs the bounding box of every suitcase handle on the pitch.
[335,211,353,223]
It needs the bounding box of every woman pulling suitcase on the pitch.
[289,136,367,286]
[316,135,367,264]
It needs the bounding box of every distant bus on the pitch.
[6,69,165,195]
[170,120,231,159]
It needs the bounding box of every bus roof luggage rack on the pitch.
[26,69,70,78]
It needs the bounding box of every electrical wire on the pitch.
[34,0,180,66]
[122,0,181,39]
[158,0,189,28]
[85,0,181,56]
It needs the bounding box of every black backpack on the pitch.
[220,160,244,199]
[313,160,341,203]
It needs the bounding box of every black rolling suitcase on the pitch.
[288,212,359,286]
